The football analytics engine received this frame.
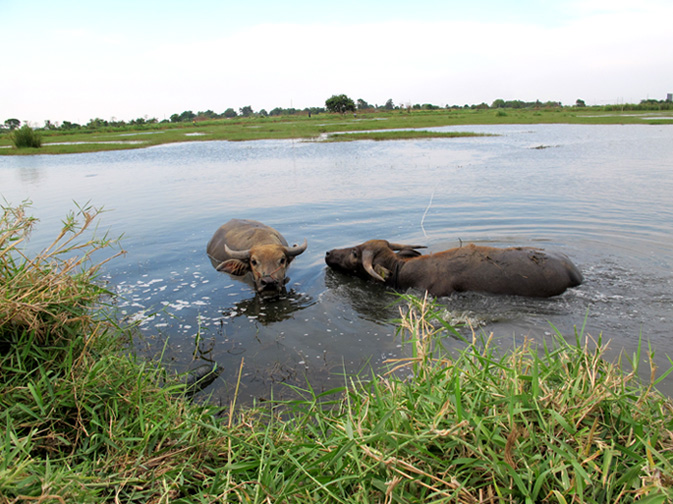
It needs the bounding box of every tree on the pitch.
[86,118,108,129]
[305,107,324,116]
[60,121,80,130]
[198,109,218,119]
[575,99,586,107]
[239,105,253,117]
[178,110,196,122]
[356,98,371,110]
[4,118,21,130]
[223,108,237,118]
[383,99,395,110]
[325,94,356,114]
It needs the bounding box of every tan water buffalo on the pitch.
[325,239,583,298]
[207,219,307,295]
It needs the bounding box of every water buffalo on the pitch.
[207,219,307,295]
[325,239,583,298]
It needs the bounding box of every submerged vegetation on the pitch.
[2,203,673,502]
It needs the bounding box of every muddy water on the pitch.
[2,123,672,403]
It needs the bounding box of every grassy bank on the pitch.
[2,204,673,503]
[324,130,494,142]
[2,107,673,155]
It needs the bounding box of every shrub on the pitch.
[10,124,42,148]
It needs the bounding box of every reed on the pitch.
[0,201,122,345]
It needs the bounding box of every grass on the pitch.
[324,130,492,142]
[0,202,122,344]
[2,204,673,503]
[9,125,42,149]
[2,107,673,155]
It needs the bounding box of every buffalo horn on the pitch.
[284,239,308,257]
[224,244,251,260]
[362,249,385,282]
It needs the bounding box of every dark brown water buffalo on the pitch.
[207,219,307,295]
[325,239,583,298]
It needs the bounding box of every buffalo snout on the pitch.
[257,274,285,293]
[325,248,352,271]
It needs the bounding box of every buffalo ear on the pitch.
[374,264,392,280]
[396,248,423,259]
[217,259,249,276]
[388,243,426,251]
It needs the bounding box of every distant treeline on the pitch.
[3,97,672,132]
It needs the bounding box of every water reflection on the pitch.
[324,268,402,323]
[219,289,315,325]
[13,157,44,184]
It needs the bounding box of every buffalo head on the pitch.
[217,240,308,294]
[207,219,308,297]
[325,240,425,282]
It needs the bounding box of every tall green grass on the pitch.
[2,205,672,503]
[9,125,42,148]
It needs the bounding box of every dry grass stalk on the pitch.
[375,297,673,502]
[1,202,124,344]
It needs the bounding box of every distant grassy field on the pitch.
[324,130,494,142]
[2,107,673,155]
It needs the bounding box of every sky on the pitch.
[2,0,672,126]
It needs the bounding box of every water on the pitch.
[2,124,672,402]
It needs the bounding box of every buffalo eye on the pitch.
[279,257,287,266]
[251,259,258,267]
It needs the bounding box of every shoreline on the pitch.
[2,107,672,156]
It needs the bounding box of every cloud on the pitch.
[3,1,673,124]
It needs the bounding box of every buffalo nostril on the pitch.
[259,276,279,289]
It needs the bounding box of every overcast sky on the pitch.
[2,0,672,125]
